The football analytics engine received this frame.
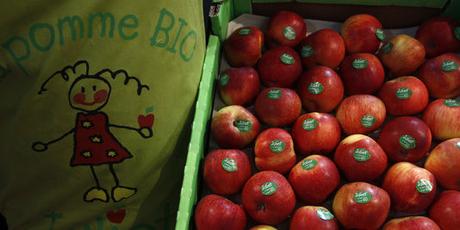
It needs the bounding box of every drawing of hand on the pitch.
[138,127,153,138]
[32,141,48,152]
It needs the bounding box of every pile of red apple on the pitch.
[195,11,460,230]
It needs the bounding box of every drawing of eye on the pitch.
[92,85,97,91]
[81,86,85,93]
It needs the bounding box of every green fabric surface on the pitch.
[0,0,205,229]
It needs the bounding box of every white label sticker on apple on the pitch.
[221,158,237,172]
[316,208,334,221]
[283,26,296,40]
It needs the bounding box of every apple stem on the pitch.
[257,203,266,212]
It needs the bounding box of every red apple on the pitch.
[241,171,296,225]
[296,66,344,113]
[254,87,302,127]
[382,162,437,213]
[211,105,260,149]
[340,53,385,95]
[378,76,429,115]
[378,116,432,162]
[334,134,387,182]
[378,34,426,77]
[249,225,277,230]
[341,14,384,53]
[266,11,306,48]
[288,155,340,204]
[415,17,460,58]
[137,114,154,128]
[336,95,386,135]
[425,138,460,190]
[299,28,345,69]
[258,46,302,87]
[429,190,460,230]
[195,194,246,230]
[224,26,264,67]
[291,112,341,155]
[254,128,296,174]
[417,53,460,99]
[203,149,252,195]
[218,67,260,106]
[383,216,440,230]
[423,98,460,140]
[333,182,390,230]
[106,208,126,224]
[290,206,339,230]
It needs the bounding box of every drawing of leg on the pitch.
[109,164,136,202]
[83,166,109,202]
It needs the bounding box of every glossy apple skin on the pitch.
[291,112,341,155]
[297,66,344,112]
[429,190,460,230]
[249,225,277,230]
[266,11,306,48]
[415,17,460,58]
[383,216,440,230]
[203,149,251,195]
[195,194,247,230]
[336,95,386,135]
[341,14,384,54]
[379,34,426,77]
[241,171,296,225]
[383,162,437,214]
[254,128,296,174]
[423,98,460,140]
[378,116,432,162]
[224,26,264,67]
[333,182,390,230]
[258,46,302,87]
[418,53,460,99]
[299,28,345,68]
[340,53,385,95]
[218,67,260,106]
[378,76,429,115]
[425,138,460,190]
[288,155,340,204]
[290,206,339,230]
[334,134,387,182]
[255,87,302,127]
[211,105,260,149]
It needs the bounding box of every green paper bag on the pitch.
[0,0,205,229]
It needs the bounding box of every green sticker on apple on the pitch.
[270,139,285,153]
[308,82,324,95]
[239,28,251,35]
[301,159,318,170]
[316,208,334,221]
[360,115,376,128]
[399,134,416,150]
[301,45,314,58]
[219,73,229,86]
[444,98,460,107]
[280,53,295,65]
[354,191,372,204]
[382,42,393,54]
[234,120,252,132]
[396,87,412,99]
[353,148,371,162]
[416,179,433,194]
[375,28,385,41]
[455,27,460,40]
[283,26,296,40]
[261,181,278,196]
[352,58,368,69]
[221,158,237,172]
[267,88,282,99]
[441,60,459,72]
[303,118,318,131]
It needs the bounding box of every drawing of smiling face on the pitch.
[69,77,111,112]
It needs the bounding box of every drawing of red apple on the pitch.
[138,106,155,128]
[106,208,126,224]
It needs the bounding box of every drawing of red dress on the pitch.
[71,112,132,166]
